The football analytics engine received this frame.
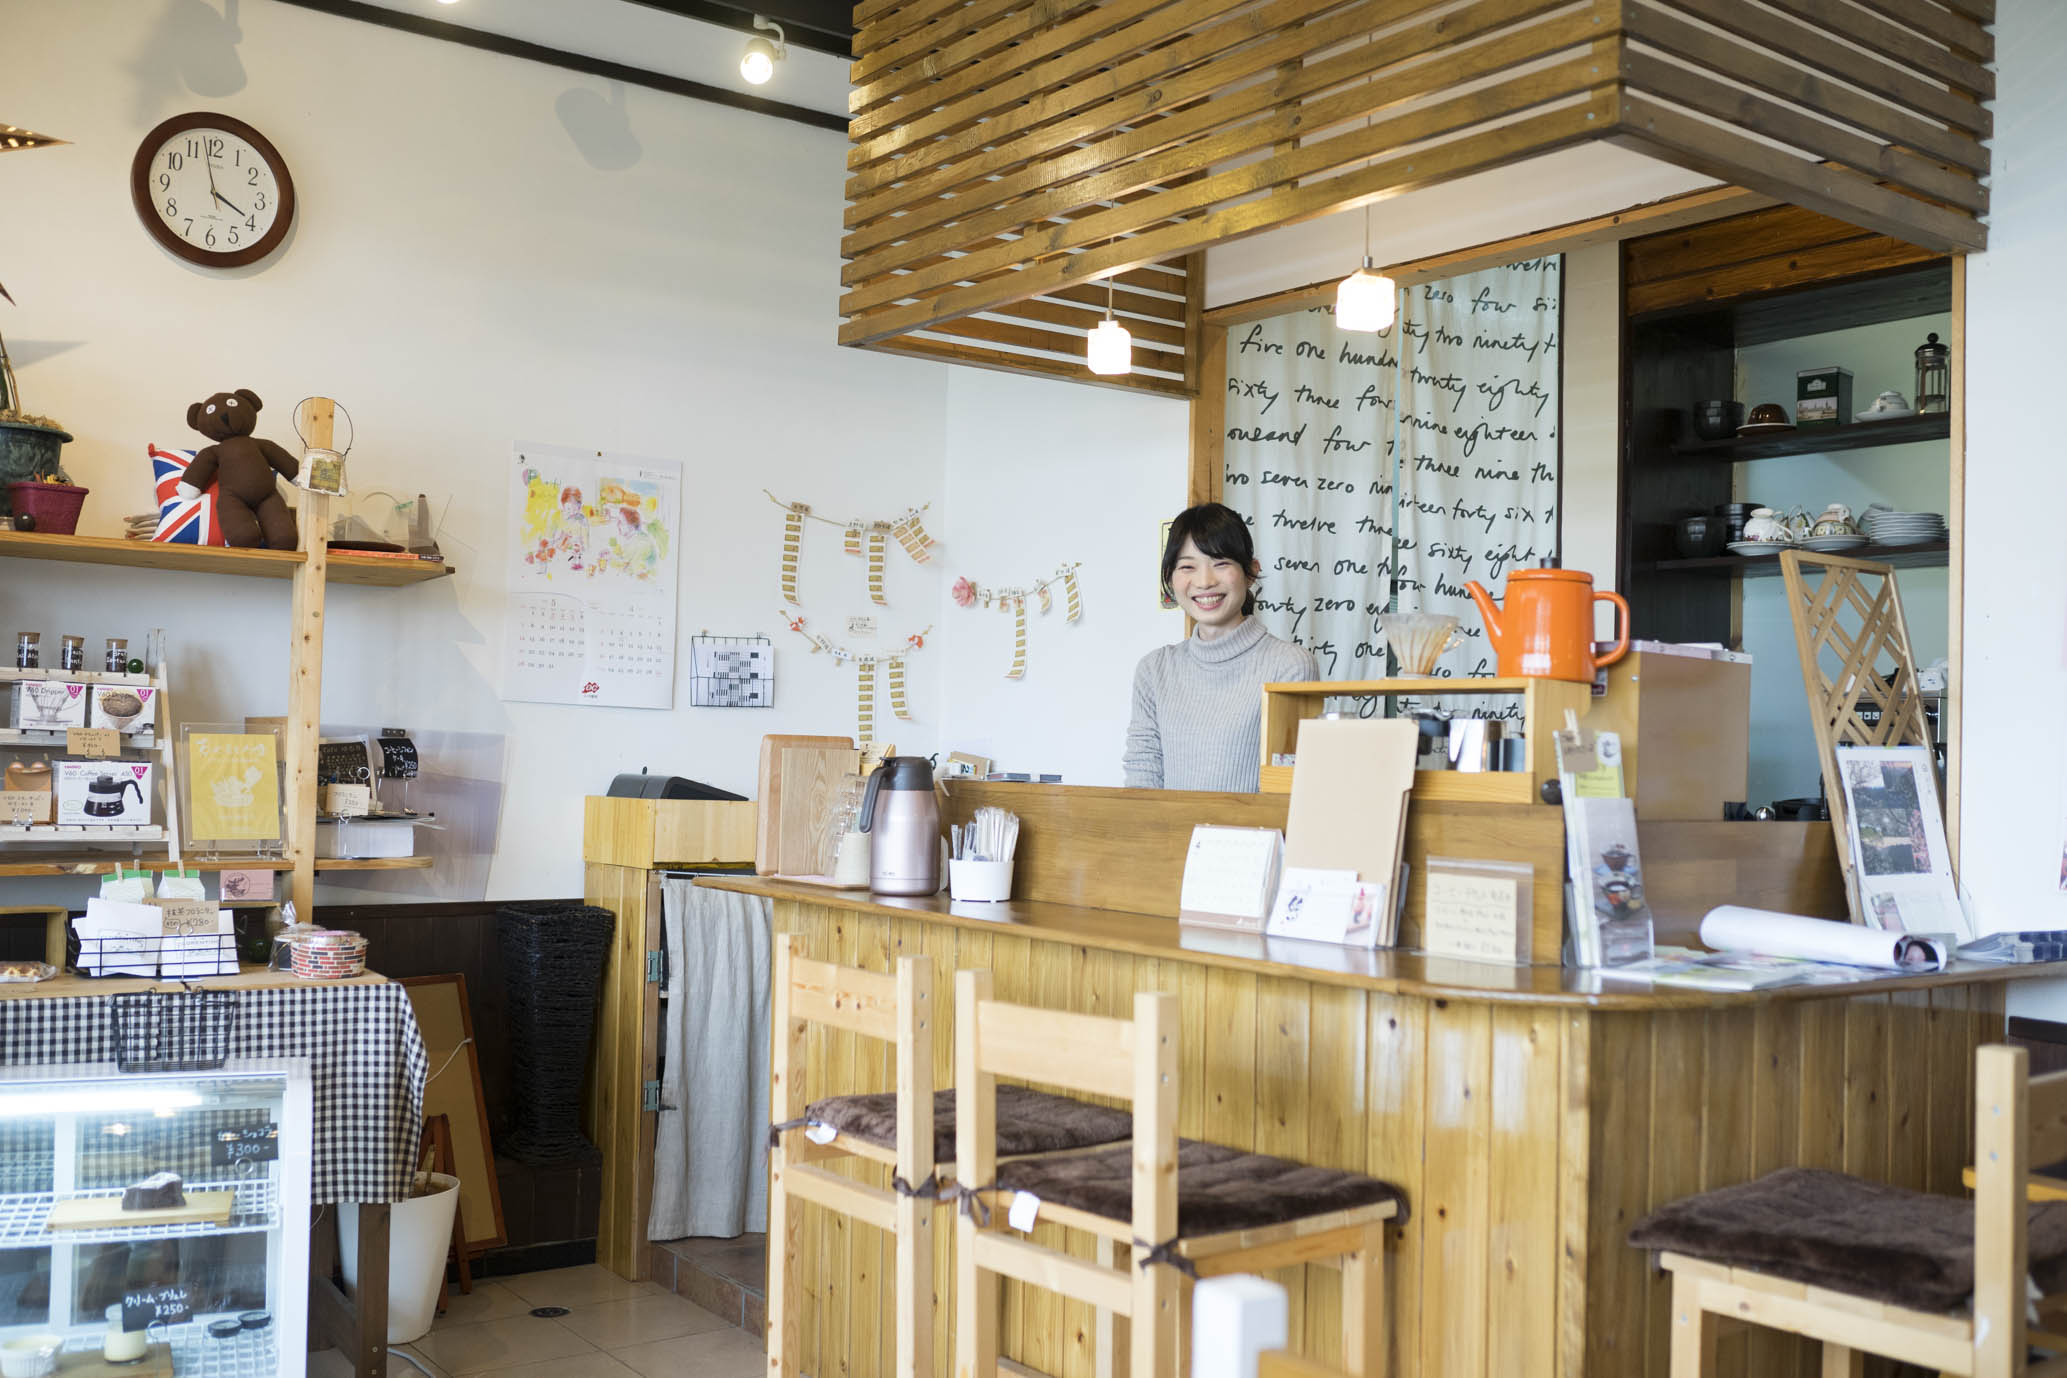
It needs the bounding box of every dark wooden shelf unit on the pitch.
[1668,413,1951,463]
[1639,542,1950,580]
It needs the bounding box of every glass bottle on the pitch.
[15,632,37,669]
[104,637,128,673]
[59,634,85,673]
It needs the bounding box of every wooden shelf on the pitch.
[1642,542,1949,579]
[1668,413,1950,463]
[0,530,454,586]
[0,854,431,878]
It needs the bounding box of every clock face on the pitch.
[131,113,295,268]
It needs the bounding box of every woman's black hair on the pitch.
[1161,502,1259,616]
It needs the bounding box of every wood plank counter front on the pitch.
[700,870,2050,1378]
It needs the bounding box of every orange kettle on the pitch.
[1463,565,1629,683]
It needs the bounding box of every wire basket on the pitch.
[110,991,238,1073]
[68,932,238,980]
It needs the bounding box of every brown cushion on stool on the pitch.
[804,1084,1133,1163]
[995,1140,1408,1237]
[1628,1167,2067,1313]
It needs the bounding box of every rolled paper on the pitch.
[1007,598,1027,680]
[867,527,888,606]
[888,656,911,720]
[1063,566,1082,622]
[1698,905,1947,970]
[781,504,806,605]
[893,508,935,563]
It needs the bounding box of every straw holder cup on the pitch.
[949,857,1013,902]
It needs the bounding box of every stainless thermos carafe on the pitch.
[857,755,940,896]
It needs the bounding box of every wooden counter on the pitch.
[711,873,2047,1378]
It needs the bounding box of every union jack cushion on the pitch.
[149,445,225,546]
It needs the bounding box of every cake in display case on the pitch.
[0,1059,311,1377]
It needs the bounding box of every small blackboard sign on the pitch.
[317,737,373,788]
[210,1123,279,1166]
[123,1282,193,1330]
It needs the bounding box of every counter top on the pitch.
[0,967,389,1001]
[702,874,2058,1010]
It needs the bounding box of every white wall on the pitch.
[934,371,1188,785]
[1732,316,1953,807]
[4,0,956,906]
[1560,242,1622,609]
[1964,0,2067,991]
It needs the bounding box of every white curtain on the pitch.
[1222,257,1563,713]
[647,878,771,1240]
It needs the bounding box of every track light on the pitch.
[741,15,786,85]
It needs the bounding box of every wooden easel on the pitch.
[1777,550,1935,924]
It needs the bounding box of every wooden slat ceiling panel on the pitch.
[839,0,1992,394]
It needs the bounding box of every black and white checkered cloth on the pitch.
[0,984,427,1205]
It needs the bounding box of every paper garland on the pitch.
[767,491,934,606]
[783,613,927,745]
[950,563,1082,679]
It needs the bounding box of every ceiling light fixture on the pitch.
[1086,236,1132,376]
[741,16,787,85]
[1335,200,1396,333]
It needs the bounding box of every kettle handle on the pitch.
[1593,591,1632,668]
[858,762,889,833]
[123,779,142,803]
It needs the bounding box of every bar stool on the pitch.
[952,969,1404,1378]
[1631,1045,2067,1377]
[765,938,1134,1378]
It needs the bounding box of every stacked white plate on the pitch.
[1859,510,1947,547]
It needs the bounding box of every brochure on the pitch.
[1833,744,1969,941]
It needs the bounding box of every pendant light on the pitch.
[1334,199,1396,333]
[1086,242,1132,375]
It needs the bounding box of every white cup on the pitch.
[1,1335,61,1378]
[949,858,1013,903]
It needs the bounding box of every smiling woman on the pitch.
[1122,503,1318,792]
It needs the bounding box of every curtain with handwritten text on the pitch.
[1222,257,1561,712]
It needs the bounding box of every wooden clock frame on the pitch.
[129,111,296,269]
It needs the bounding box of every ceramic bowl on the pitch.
[1690,400,1743,442]
[0,1336,61,1378]
[1739,402,1795,434]
[1675,515,1723,558]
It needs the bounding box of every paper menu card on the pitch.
[1179,826,1283,931]
[188,732,281,842]
[1832,744,1970,942]
[1421,858,1533,964]
[1283,717,1419,881]
[1267,866,1387,946]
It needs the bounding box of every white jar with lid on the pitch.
[103,1304,147,1363]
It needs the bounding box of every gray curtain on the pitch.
[647,878,771,1240]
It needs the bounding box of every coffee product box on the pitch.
[11,681,88,730]
[1796,366,1853,427]
[89,684,159,735]
[55,760,154,827]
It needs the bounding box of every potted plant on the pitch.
[0,278,76,523]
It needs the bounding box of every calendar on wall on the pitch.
[501,442,682,709]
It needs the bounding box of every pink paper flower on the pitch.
[951,577,976,608]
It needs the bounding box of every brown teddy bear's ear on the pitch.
[187,402,204,430]
[234,388,262,412]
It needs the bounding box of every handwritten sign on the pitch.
[67,727,120,757]
[210,1123,280,1166]
[1422,863,1531,964]
[0,790,50,823]
[123,1283,193,1330]
[148,898,220,934]
[1222,259,1562,719]
[322,783,372,817]
[1178,825,1283,930]
[189,732,281,842]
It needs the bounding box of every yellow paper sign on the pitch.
[67,728,121,758]
[0,790,50,824]
[188,733,282,842]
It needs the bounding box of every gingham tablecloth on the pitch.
[0,984,427,1205]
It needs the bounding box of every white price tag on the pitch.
[1007,1190,1041,1233]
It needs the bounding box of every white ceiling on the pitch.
[341,0,854,118]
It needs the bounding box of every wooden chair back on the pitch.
[771,934,934,1184]
[954,968,1180,1378]
[1976,1044,2067,1375]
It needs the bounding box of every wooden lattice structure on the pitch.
[839,0,1993,393]
[1778,550,1936,924]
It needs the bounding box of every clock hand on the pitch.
[213,189,245,216]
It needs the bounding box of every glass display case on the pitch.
[0,1059,310,1377]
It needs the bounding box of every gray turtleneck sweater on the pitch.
[1122,617,1318,792]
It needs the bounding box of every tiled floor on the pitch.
[310,1264,759,1378]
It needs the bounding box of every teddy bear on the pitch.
[179,388,299,549]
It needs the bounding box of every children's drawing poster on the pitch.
[188,733,281,842]
[502,443,682,709]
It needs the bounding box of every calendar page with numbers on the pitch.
[501,442,681,708]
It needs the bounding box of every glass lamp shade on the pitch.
[1087,317,1133,375]
[741,38,778,83]
[1335,267,1397,332]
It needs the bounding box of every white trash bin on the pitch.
[339,1172,462,1344]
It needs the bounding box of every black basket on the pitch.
[110,991,238,1073]
[496,902,615,1164]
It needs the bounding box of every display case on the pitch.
[0,1058,310,1377]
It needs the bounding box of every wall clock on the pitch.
[130,112,295,268]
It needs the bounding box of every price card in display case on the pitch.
[210,1123,281,1166]
[123,1282,194,1330]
